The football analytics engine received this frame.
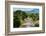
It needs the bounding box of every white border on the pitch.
[10,5,42,32]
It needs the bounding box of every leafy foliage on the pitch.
[29,13,39,21]
[13,10,28,28]
[13,10,39,28]
[13,15,21,28]
[35,23,39,27]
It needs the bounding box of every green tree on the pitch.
[13,10,28,28]
[13,15,21,28]
[29,13,39,21]
[13,10,22,28]
[22,11,28,20]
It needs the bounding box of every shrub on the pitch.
[35,23,39,27]
[13,15,21,28]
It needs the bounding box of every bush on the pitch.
[34,23,39,27]
[13,16,21,28]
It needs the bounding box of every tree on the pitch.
[13,10,28,28]
[13,15,21,28]
[13,10,22,28]
[22,11,28,20]
[29,13,39,21]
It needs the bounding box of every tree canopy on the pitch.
[13,10,28,28]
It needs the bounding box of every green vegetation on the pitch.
[13,10,28,28]
[34,23,39,27]
[13,10,39,28]
[29,13,39,21]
